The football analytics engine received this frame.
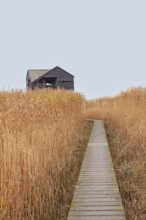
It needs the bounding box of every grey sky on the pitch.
[0,0,146,99]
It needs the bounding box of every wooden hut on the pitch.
[26,66,74,90]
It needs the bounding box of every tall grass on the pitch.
[0,89,91,220]
[84,87,146,220]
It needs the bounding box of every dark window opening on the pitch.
[61,81,71,83]
[27,79,31,88]
[38,77,57,88]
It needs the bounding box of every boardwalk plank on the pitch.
[71,201,123,206]
[68,210,124,216]
[69,206,124,211]
[68,216,124,220]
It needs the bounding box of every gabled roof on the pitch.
[27,66,74,84]
[27,69,50,82]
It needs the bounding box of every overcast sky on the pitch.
[0,0,146,99]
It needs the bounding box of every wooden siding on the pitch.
[58,81,74,90]
[43,67,73,81]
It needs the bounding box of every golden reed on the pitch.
[0,89,90,220]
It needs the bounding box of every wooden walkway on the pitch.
[67,120,126,220]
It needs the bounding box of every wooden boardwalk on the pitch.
[67,120,126,220]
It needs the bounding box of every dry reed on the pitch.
[0,89,91,220]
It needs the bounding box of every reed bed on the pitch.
[0,89,91,220]
[84,87,146,220]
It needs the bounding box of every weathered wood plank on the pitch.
[68,210,124,216]
[68,216,125,220]
[67,120,126,220]
[73,198,122,202]
[74,194,121,198]
[71,201,123,206]
[69,206,124,211]
[74,191,121,196]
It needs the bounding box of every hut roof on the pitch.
[27,69,51,82]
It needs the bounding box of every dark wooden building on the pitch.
[26,66,74,90]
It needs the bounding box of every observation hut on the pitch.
[26,66,74,90]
